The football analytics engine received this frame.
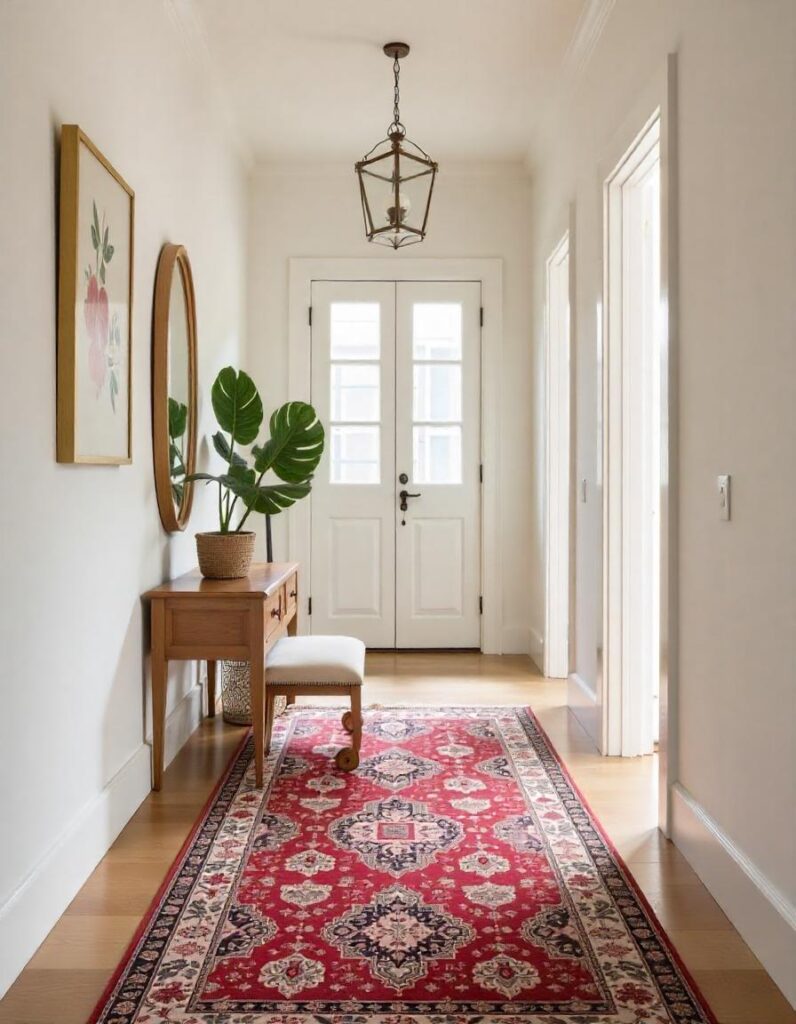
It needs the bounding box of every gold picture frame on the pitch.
[57,125,134,464]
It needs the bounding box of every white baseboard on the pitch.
[501,625,532,657]
[528,626,544,667]
[670,782,796,1007]
[0,681,206,999]
[567,672,601,749]
[159,681,206,767]
[568,671,596,701]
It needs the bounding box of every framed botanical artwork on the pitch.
[57,125,134,464]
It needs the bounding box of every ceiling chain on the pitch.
[389,53,405,136]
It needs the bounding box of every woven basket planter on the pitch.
[196,531,255,579]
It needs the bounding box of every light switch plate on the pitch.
[718,474,731,521]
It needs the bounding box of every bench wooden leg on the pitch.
[335,687,362,772]
[350,687,362,756]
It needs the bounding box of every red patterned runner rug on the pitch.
[91,707,716,1023]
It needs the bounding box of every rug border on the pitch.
[525,708,720,1024]
[87,727,251,1024]
[87,705,719,1024]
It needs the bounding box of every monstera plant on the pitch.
[186,367,324,578]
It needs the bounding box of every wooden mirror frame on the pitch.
[152,244,198,532]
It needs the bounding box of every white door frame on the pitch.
[288,258,504,654]
[544,233,571,678]
[603,112,660,757]
[600,55,678,834]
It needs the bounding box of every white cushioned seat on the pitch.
[266,635,365,686]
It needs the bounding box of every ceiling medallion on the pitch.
[355,42,438,249]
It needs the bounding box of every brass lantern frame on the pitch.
[355,43,438,249]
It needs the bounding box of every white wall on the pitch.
[247,163,539,656]
[0,0,247,995]
[529,0,795,1000]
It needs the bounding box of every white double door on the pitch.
[310,280,481,648]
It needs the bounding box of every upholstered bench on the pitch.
[264,635,365,770]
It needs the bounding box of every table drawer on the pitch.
[285,573,298,620]
[264,589,284,640]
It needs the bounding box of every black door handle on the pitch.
[399,489,421,511]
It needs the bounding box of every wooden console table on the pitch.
[144,562,299,790]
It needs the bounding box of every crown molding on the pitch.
[562,0,616,82]
[164,0,254,169]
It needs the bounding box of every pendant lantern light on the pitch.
[355,43,438,249]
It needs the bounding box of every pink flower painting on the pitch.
[83,200,120,410]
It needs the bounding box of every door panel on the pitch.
[310,281,396,645]
[410,517,465,616]
[329,518,383,616]
[395,282,481,647]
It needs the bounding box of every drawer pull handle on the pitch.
[289,589,297,597]
[271,607,281,619]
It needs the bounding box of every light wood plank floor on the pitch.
[1,653,792,1023]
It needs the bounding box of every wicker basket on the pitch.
[221,661,286,725]
[195,531,255,579]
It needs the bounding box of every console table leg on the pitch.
[251,657,264,787]
[207,660,217,717]
[151,602,167,791]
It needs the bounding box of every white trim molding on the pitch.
[671,783,796,1007]
[568,671,600,745]
[0,744,150,998]
[597,56,678,837]
[563,0,617,82]
[288,258,504,654]
[602,108,662,758]
[0,681,207,998]
[528,626,544,666]
[543,232,571,679]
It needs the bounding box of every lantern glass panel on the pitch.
[357,139,435,248]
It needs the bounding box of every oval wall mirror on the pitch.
[152,244,197,532]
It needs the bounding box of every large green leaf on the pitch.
[211,367,263,445]
[252,401,324,482]
[224,465,256,489]
[168,397,187,439]
[212,431,248,469]
[227,478,312,516]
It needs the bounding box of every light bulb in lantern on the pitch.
[383,191,411,229]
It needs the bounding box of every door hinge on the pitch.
[308,596,312,615]
[308,306,313,327]
[479,595,483,615]
[479,463,483,483]
[479,306,484,327]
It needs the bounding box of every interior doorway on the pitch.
[308,280,482,648]
[603,113,662,757]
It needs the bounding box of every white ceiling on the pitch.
[186,0,587,162]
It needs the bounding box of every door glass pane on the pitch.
[331,303,380,360]
[331,363,380,422]
[413,303,462,360]
[330,425,380,484]
[413,425,462,484]
[413,363,461,422]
